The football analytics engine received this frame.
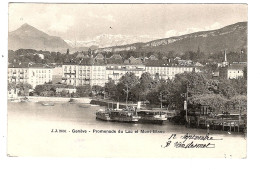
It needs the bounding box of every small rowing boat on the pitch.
[41,102,55,106]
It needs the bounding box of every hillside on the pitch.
[95,22,247,54]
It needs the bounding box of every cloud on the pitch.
[88,12,116,22]
[205,22,222,30]
[165,30,179,37]
[103,15,116,22]
[48,15,75,33]
[165,27,201,37]
[165,22,223,38]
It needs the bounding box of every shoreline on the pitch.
[10,96,92,103]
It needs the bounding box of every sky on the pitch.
[8,3,248,41]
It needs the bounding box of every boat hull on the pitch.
[110,116,140,123]
[41,103,55,106]
[96,115,111,121]
[138,118,167,124]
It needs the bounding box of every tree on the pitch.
[119,72,139,89]
[230,79,247,95]
[92,85,104,96]
[243,66,247,80]
[218,79,237,99]
[166,72,211,110]
[139,72,153,91]
[118,72,139,103]
[60,89,68,97]
[228,95,247,113]
[146,90,161,105]
[8,82,16,91]
[189,94,230,114]
[88,48,92,56]
[34,85,47,95]
[16,83,32,96]
[104,80,117,98]
[76,85,91,97]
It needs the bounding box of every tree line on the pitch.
[8,47,247,66]
[104,71,247,114]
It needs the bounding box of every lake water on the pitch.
[7,101,247,158]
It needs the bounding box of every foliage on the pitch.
[119,72,139,89]
[76,85,92,97]
[92,85,104,96]
[189,94,229,113]
[104,80,117,98]
[9,82,33,96]
[228,95,247,112]
[218,79,237,99]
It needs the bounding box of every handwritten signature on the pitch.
[161,133,222,149]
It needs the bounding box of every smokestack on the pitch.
[116,102,119,110]
[137,101,141,110]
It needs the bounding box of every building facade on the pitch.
[227,64,245,79]
[62,62,198,87]
[145,65,195,79]
[219,64,246,79]
[62,63,107,86]
[8,65,53,88]
[106,64,145,83]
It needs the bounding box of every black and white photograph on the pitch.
[5,3,248,158]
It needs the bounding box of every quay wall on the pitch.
[22,96,91,103]
[90,99,129,109]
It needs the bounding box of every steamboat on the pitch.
[96,109,111,121]
[137,110,167,124]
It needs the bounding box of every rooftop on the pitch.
[8,63,53,68]
[228,64,246,70]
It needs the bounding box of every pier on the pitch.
[186,115,246,133]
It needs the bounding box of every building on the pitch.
[94,53,105,64]
[8,63,53,88]
[8,89,18,99]
[107,54,123,64]
[219,63,246,79]
[90,65,107,86]
[145,60,196,79]
[62,63,107,87]
[62,59,200,87]
[56,87,77,94]
[62,63,78,86]
[106,64,146,83]
[145,65,195,79]
[148,55,158,60]
[77,64,92,86]
[124,56,143,65]
[227,64,246,79]
[52,66,63,84]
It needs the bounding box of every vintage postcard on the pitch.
[7,3,247,158]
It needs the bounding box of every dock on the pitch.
[186,115,246,133]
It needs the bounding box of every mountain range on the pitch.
[65,34,158,49]
[8,22,247,54]
[95,22,247,54]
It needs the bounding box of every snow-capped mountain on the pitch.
[65,34,158,48]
